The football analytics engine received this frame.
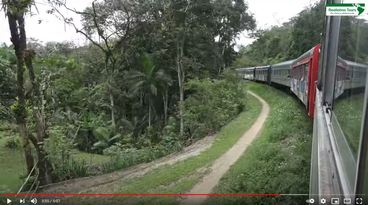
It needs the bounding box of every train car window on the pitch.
[331,13,368,192]
[333,16,368,158]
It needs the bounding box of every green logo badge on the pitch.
[326,3,366,16]
[356,3,365,15]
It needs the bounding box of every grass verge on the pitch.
[0,132,26,194]
[71,149,110,167]
[0,130,110,193]
[206,82,312,205]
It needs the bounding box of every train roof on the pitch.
[254,65,271,70]
[236,67,256,72]
[236,65,270,72]
[345,59,368,69]
[272,59,295,68]
[292,44,320,67]
[336,57,368,70]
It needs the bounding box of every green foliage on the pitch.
[125,53,172,127]
[45,126,88,181]
[0,46,16,121]
[183,71,246,138]
[10,100,27,121]
[235,1,325,67]
[235,25,293,67]
[161,117,182,151]
[73,113,106,153]
[100,118,183,173]
[101,144,179,173]
[4,137,20,149]
[92,126,122,154]
[0,135,27,193]
[288,1,325,58]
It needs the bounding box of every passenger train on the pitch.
[236,19,368,203]
[238,47,368,117]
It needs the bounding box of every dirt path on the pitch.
[180,91,270,205]
[40,135,216,194]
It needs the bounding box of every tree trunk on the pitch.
[176,39,185,136]
[19,123,34,174]
[27,134,53,185]
[25,43,53,186]
[220,44,226,73]
[106,55,116,128]
[6,3,35,175]
[109,91,116,128]
[163,89,168,124]
[36,144,53,185]
[148,103,151,128]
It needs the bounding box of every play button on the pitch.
[6,198,12,204]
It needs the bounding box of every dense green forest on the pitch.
[234,1,325,67]
[0,0,257,189]
[234,0,368,67]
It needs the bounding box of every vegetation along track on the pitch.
[47,89,263,205]
[40,134,216,194]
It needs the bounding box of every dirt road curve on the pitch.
[180,91,270,205]
[40,135,216,194]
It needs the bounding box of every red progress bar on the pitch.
[1,193,281,197]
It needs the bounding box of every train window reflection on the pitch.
[333,16,368,158]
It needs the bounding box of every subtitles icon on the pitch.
[331,198,340,204]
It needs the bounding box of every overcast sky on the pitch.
[0,0,329,47]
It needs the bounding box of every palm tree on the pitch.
[126,53,172,127]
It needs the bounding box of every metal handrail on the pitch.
[17,160,39,194]
[27,181,40,201]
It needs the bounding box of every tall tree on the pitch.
[126,53,172,128]
[2,0,53,184]
[288,1,325,58]
[3,0,35,175]
[49,0,154,128]
[214,0,255,71]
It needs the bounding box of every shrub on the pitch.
[45,126,88,181]
[4,137,20,149]
[101,143,181,173]
[73,113,108,153]
[183,71,246,139]
[100,119,182,173]
[162,118,183,152]
[92,126,122,154]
